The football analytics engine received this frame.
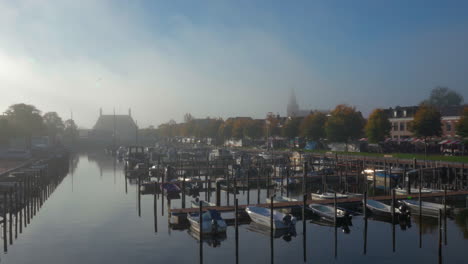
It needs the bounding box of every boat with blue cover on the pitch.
[187,209,227,235]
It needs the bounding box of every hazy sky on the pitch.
[1,0,468,128]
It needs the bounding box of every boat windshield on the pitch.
[202,210,223,221]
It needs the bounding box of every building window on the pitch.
[393,122,398,131]
[400,122,405,131]
[446,122,452,132]
[403,110,407,117]
[393,111,397,117]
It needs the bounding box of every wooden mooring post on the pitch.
[154,182,158,233]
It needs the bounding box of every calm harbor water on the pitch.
[2,153,467,264]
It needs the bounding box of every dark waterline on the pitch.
[2,153,468,264]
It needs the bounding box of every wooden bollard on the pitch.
[257,168,260,204]
[246,169,250,204]
[235,198,239,264]
[181,173,186,209]
[199,201,203,264]
[138,175,141,217]
[215,181,221,207]
[372,167,376,196]
[334,192,337,226]
[302,162,307,195]
[286,167,290,197]
[363,191,367,219]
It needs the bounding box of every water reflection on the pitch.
[455,209,468,239]
[187,229,227,247]
[246,222,297,241]
[3,153,468,264]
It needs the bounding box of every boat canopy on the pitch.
[202,210,223,221]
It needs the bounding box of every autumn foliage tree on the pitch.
[365,109,391,143]
[325,104,365,147]
[299,112,327,141]
[409,104,442,156]
[409,104,442,140]
[282,117,301,139]
[456,106,468,139]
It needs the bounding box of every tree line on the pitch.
[0,103,78,147]
[151,86,468,145]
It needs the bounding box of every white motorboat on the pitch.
[400,199,451,217]
[191,199,216,208]
[395,187,433,195]
[311,192,348,200]
[308,204,350,223]
[364,199,401,217]
[245,206,296,229]
[187,210,227,234]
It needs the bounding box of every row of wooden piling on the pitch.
[0,154,69,253]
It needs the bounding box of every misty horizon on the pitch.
[1,1,468,128]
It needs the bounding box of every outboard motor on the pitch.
[399,203,410,217]
[211,219,218,233]
[282,214,293,226]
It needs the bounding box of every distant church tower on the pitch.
[287,90,300,117]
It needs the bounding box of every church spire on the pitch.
[287,89,299,117]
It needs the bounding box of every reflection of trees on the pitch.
[455,209,468,239]
[69,153,80,175]
[87,152,123,172]
[412,215,439,234]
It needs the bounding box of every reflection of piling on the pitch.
[3,192,7,252]
[443,186,447,246]
[235,199,239,264]
[19,181,23,234]
[391,188,395,252]
[199,201,203,264]
[419,178,422,248]
[302,194,307,263]
[154,182,158,233]
[363,211,368,255]
[438,209,442,264]
[9,188,13,245]
[14,184,18,239]
[270,196,274,264]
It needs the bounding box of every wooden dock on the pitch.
[169,190,468,214]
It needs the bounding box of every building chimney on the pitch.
[100,108,102,117]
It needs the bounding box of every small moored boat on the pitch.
[308,204,350,223]
[187,210,227,235]
[311,192,348,200]
[245,206,296,229]
[364,199,401,218]
[400,199,450,217]
[191,199,216,208]
[160,183,181,194]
